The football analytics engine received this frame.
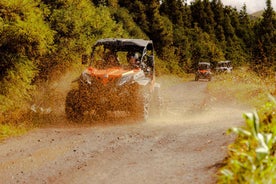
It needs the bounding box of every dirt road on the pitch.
[0,79,249,184]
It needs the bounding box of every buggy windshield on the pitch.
[89,38,154,72]
[198,62,210,70]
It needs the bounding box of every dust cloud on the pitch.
[30,71,247,128]
[30,67,82,127]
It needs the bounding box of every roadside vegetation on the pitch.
[218,99,276,183]
[0,123,27,141]
[208,69,276,183]
[0,0,275,181]
[208,67,275,108]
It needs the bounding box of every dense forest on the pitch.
[0,0,275,123]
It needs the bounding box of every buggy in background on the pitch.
[195,62,212,81]
[215,60,233,73]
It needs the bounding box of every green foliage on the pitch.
[0,57,37,121]
[0,0,54,123]
[252,0,276,74]
[111,7,147,38]
[160,0,185,26]
[155,57,170,76]
[193,0,215,34]
[218,98,276,183]
[38,0,128,79]
[0,0,54,59]
[190,27,224,68]
[210,67,276,183]
[0,123,26,141]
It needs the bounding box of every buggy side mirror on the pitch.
[82,54,89,65]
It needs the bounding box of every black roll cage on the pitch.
[90,38,154,66]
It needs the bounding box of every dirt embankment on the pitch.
[0,78,249,184]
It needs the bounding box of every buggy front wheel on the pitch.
[65,89,84,122]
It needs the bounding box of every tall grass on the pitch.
[208,67,275,107]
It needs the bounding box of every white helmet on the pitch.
[134,52,140,60]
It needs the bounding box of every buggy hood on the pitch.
[82,67,150,86]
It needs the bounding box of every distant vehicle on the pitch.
[215,60,232,73]
[65,38,160,122]
[195,62,212,81]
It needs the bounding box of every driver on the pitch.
[104,51,119,67]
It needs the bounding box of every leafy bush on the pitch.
[0,57,37,123]
[0,0,54,58]
[37,1,129,80]
[0,0,54,123]
[218,96,276,183]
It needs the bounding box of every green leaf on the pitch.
[220,169,234,179]
[243,111,259,137]
[230,127,251,137]
[256,146,268,161]
[256,133,269,161]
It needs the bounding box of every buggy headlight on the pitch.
[118,74,133,86]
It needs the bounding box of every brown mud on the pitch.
[0,77,250,184]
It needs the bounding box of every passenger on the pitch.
[127,52,140,69]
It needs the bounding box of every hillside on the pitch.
[250,10,264,18]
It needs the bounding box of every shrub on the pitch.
[218,96,276,183]
[0,0,54,123]
[0,57,37,123]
